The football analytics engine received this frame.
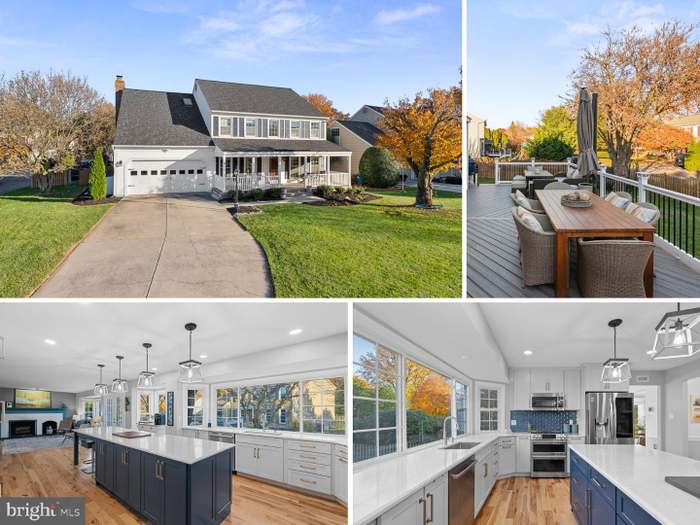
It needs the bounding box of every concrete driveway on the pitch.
[34,194,273,298]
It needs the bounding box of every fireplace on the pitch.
[9,420,37,438]
[42,420,57,435]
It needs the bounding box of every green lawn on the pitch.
[238,188,462,297]
[0,183,114,297]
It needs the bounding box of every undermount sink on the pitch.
[442,442,479,450]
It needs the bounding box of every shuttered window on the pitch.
[212,116,219,137]
[302,121,310,139]
[231,117,239,137]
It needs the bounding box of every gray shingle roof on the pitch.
[114,89,213,146]
[365,105,387,115]
[337,120,383,146]
[214,138,350,154]
[196,79,326,118]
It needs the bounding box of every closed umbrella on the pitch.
[577,87,600,178]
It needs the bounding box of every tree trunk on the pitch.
[611,145,633,178]
[415,166,433,207]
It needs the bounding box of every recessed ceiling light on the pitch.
[461,354,467,359]
[151,367,158,371]
[523,350,533,356]
[44,339,56,345]
[289,328,303,335]
[199,354,208,359]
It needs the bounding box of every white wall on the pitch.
[663,358,700,458]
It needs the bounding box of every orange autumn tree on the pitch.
[407,375,451,417]
[378,87,461,207]
[638,123,693,162]
[303,93,349,123]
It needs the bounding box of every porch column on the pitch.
[278,156,283,183]
[252,157,257,176]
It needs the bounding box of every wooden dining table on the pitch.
[535,189,656,298]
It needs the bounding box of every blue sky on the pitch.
[0,0,459,114]
[468,0,700,128]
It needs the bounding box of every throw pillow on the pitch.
[633,206,658,224]
[520,211,544,233]
[514,190,529,207]
[624,202,640,215]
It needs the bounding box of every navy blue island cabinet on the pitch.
[90,437,232,525]
[569,450,661,525]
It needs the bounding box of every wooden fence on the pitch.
[31,171,70,189]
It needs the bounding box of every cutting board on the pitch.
[112,430,151,439]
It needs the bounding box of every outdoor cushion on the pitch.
[516,206,529,218]
[514,190,529,207]
[520,211,544,233]
[567,166,580,178]
[632,206,658,224]
[605,193,629,208]
[624,202,640,215]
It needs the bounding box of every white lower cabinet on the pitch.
[236,435,284,483]
[284,439,332,495]
[475,442,498,515]
[498,437,515,476]
[379,474,447,525]
[333,445,348,504]
[516,436,531,473]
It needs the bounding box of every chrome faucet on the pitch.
[443,416,457,446]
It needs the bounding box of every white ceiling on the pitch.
[0,302,347,393]
[478,302,700,370]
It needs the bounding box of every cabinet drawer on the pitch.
[569,450,590,478]
[334,445,348,459]
[590,467,615,506]
[616,491,662,525]
[286,469,332,495]
[287,459,331,477]
[286,440,332,454]
[287,449,331,466]
[236,434,283,448]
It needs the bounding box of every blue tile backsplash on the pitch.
[510,410,578,433]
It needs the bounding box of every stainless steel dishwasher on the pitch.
[448,458,476,525]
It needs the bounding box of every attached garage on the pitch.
[126,160,209,195]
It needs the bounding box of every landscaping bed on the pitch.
[0,183,114,297]
[237,188,462,298]
[72,187,121,206]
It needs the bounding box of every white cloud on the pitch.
[374,3,441,25]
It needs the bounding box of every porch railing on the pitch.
[595,168,700,270]
[489,159,571,184]
[304,171,351,188]
[212,172,282,194]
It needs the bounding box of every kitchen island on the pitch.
[74,427,234,525]
[569,444,700,525]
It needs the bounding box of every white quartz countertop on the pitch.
[75,427,234,465]
[181,426,347,445]
[354,433,504,525]
[570,444,700,525]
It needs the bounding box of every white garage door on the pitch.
[126,160,209,195]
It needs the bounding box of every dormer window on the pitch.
[290,120,301,138]
[269,119,280,138]
[245,118,257,137]
[220,117,232,136]
[310,121,321,139]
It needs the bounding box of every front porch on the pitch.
[212,152,351,195]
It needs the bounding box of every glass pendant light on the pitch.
[649,303,700,360]
[137,343,156,388]
[601,319,631,384]
[179,322,204,383]
[93,364,109,396]
[111,355,128,393]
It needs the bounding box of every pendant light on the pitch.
[93,364,109,396]
[137,343,155,388]
[111,355,128,393]
[178,323,203,383]
[648,303,700,360]
[601,319,631,384]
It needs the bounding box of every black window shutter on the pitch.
[213,116,219,137]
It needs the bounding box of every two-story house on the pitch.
[112,76,352,197]
[329,105,386,176]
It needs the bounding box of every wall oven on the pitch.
[530,393,565,410]
[530,434,568,478]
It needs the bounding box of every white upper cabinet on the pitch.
[564,368,582,410]
[530,369,564,394]
[510,368,532,410]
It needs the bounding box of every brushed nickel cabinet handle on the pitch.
[300,478,317,485]
[427,493,434,523]
[419,497,427,525]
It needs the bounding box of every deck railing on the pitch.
[304,171,351,188]
[212,172,282,193]
[483,160,571,184]
[596,168,700,270]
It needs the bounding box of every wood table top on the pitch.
[535,189,655,234]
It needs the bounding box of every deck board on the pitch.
[467,184,700,298]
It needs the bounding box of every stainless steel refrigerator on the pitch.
[585,391,634,444]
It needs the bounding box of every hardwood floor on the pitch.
[476,477,577,525]
[0,447,347,525]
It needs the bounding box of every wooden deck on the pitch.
[467,184,700,298]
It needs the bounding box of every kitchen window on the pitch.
[186,388,204,427]
[139,392,150,422]
[302,377,345,434]
[220,117,232,136]
[239,382,300,431]
[353,335,398,463]
[269,119,280,137]
[479,388,499,432]
[405,359,451,449]
[216,387,238,428]
[83,400,94,420]
[455,381,469,435]
[290,120,301,138]
[115,397,125,427]
[245,118,257,137]
[310,121,321,138]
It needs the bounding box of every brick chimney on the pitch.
[115,75,125,123]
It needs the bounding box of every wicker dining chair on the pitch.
[577,239,654,297]
[511,207,556,286]
[544,181,572,190]
[510,192,545,214]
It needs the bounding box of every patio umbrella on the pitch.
[576,87,600,178]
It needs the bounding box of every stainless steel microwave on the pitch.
[530,393,565,410]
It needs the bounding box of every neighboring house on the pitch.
[329,105,385,175]
[112,76,351,197]
[668,114,700,140]
[467,112,486,159]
